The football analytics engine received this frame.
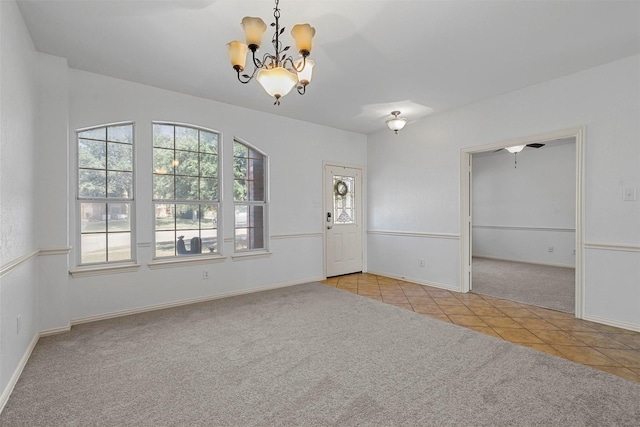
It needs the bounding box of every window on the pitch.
[233,140,267,251]
[77,123,134,264]
[153,123,220,257]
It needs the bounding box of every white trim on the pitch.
[137,242,151,248]
[231,251,272,260]
[584,242,640,253]
[39,247,72,256]
[0,250,39,278]
[148,255,226,270]
[460,126,586,319]
[366,270,459,293]
[71,277,322,326]
[223,237,234,243]
[0,332,39,414]
[472,225,575,233]
[582,314,640,333]
[270,232,323,239]
[473,255,574,269]
[39,325,71,337]
[70,263,141,278]
[368,230,460,240]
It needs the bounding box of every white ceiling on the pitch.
[16,0,640,134]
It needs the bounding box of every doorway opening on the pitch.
[460,127,585,318]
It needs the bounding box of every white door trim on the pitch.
[459,126,586,318]
[323,161,367,278]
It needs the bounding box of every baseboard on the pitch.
[582,314,640,333]
[0,332,39,414]
[473,255,574,269]
[71,277,324,326]
[366,270,460,293]
[39,325,71,337]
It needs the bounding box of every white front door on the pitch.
[324,164,363,277]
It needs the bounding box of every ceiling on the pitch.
[16,0,640,134]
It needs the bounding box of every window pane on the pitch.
[235,228,248,251]
[78,139,106,169]
[81,233,106,264]
[200,178,218,201]
[175,150,199,176]
[200,153,217,177]
[153,124,174,148]
[155,230,176,257]
[175,127,199,151]
[107,142,132,171]
[107,171,133,198]
[249,205,264,228]
[235,205,248,227]
[202,205,218,230]
[234,156,247,179]
[79,170,106,198]
[155,203,175,230]
[201,228,218,254]
[80,203,107,233]
[176,176,199,200]
[234,179,247,201]
[201,131,218,154]
[176,204,200,230]
[177,230,202,255]
[107,203,131,232]
[248,227,264,250]
[107,125,132,144]
[78,128,106,141]
[108,232,131,261]
[153,174,174,200]
[153,148,174,175]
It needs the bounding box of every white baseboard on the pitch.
[366,270,460,293]
[582,314,640,333]
[473,255,574,269]
[71,277,324,326]
[39,325,71,337]
[0,332,39,414]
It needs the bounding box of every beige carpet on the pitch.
[472,257,575,313]
[2,283,638,426]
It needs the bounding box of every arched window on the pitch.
[152,123,220,257]
[76,123,135,264]
[233,139,268,252]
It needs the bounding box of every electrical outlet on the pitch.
[203,270,210,280]
[419,258,425,267]
[548,247,554,253]
[623,188,636,201]
[17,315,21,335]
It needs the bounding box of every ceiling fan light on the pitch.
[241,17,267,49]
[506,145,526,154]
[256,66,298,99]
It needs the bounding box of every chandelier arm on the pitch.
[284,56,306,72]
[236,67,258,84]
[251,49,267,69]
[296,84,307,95]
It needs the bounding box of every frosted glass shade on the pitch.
[227,40,248,71]
[294,58,314,85]
[256,67,298,99]
[386,117,407,132]
[291,24,316,54]
[241,17,267,48]
[506,145,526,154]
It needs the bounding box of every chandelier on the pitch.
[226,0,316,105]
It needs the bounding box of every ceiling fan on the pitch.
[495,143,545,168]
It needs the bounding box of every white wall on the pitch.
[0,0,39,404]
[367,54,640,329]
[472,141,576,267]
[64,70,367,321]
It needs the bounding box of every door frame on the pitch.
[323,161,367,278]
[459,126,585,318]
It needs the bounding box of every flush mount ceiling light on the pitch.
[226,0,315,105]
[386,111,407,134]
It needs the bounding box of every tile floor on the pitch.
[321,273,640,383]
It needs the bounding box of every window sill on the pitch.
[231,251,272,261]
[148,254,226,270]
[70,263,141,278]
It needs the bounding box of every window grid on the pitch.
[77,123,134,265]
[153,123,220,258]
